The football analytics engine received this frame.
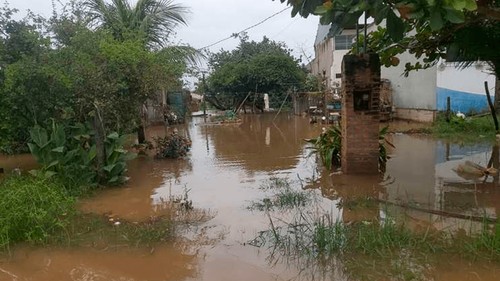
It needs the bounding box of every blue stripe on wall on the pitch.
[436,87,488,113]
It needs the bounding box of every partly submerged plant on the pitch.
[154,131,192,159]
[306,126,393,172]
[306,126,342,171]
[28,121,135,191]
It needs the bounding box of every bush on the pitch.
[0,175,75,250]
[154,131,191,159]
[28,122,135,192]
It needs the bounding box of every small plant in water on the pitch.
[306,125,393,171]
[249,177,316,211]
[153,130,192,159]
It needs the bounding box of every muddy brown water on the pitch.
[1,114,500,280]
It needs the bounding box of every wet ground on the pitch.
[1,114,500,280]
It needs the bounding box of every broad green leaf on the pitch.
[451,0,466,10]
[464,0,477,11]
[51,146,65,153]
[44,171,57,178]
[27,143,37,154]
[314,5,328,14]
[88,145,97,161]
[51,125,66,147]
[46,160,59,169]
[108,176,119,183]
[29,125,49,148]
[386,10,405,42]
[373,6,389,24]
[107,132,119,139]
[429,9,444,31]
[103,164,116,172]
[445,9,465,23]
[352,1,369,13]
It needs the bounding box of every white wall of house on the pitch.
[312,22,498,122]
[436,61,496,114]
[311,24,334,88]
[381,53,437,110]
[331,49,349,87]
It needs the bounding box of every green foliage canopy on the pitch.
[0,1,193,152]
[206,36,307,110]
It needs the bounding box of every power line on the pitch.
[198,6,291,51]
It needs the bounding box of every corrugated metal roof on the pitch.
[314,24,331,45]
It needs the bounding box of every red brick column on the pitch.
[341,54,381,174]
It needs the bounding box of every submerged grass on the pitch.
[249,177,316,211]
[251,184,500,280]
[0,175,75,251]
[58,214,173,249]
[0,174,206,253]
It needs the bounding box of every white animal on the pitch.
[456,111,465,119]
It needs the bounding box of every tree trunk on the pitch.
[137,104,147,144]
[93,112,106,183]
[485,81,499,133]
[495,75,500,111]
[137,125,146,144]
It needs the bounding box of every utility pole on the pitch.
[202,72,207,123]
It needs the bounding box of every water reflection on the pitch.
[3,114,500,281]
[0,244,198,281]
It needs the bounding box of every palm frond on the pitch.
[158,45,205,66]
[84,0,189,48]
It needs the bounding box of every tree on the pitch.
[84,0,188,49]
[275,0,499,78]
[206,36,307,111]
[83,0,198,142]
[0,5,65,153]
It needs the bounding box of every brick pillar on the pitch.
[341,54,381,174]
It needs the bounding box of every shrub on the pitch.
[0,175,75,250]
[154,131,191,159]
[27,122,135,192]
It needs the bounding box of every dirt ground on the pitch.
[384,119,432,134]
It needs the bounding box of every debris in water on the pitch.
[454,160,498,178]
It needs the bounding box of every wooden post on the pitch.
[485,81,499,133]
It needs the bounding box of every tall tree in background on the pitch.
[206,36,306,111]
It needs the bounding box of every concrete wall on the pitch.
[330,29,356,88]
[311,38,334,88]
[332,50,349,87]
[381,53,437,111]
[436,61,496,114]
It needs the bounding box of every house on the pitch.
[311,23,497,122]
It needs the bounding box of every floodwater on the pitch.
[1,114,500,280]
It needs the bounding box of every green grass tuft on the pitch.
[431,113,497,142]
[0,175,75,251]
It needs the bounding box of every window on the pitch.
[335,73,342,79]
[334,34,355,50]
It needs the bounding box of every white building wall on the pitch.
[381,53,437,110]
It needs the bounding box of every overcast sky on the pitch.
[9,0,320,66]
